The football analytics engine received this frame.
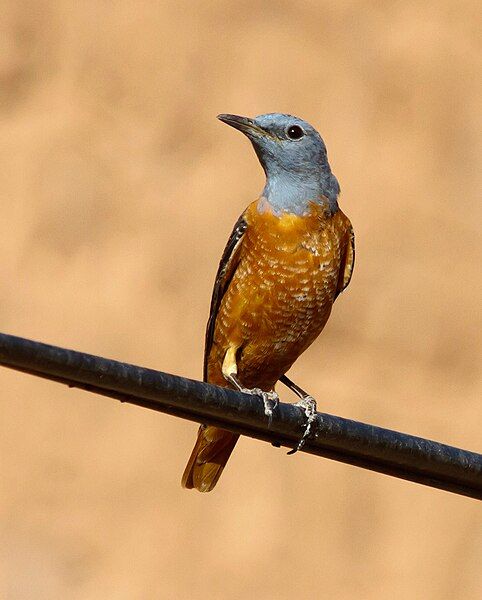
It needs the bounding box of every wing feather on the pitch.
[203,213,248,381]
[336,224,355,298]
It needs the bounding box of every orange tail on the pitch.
[182,425,239,492]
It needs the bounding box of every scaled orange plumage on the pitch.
[182,198,354,492]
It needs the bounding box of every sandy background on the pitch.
[0,1,481,599]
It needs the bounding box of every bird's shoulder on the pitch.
[331,207,353,236]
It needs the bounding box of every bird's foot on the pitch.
[287,395,318,455]
[241,387,279,426]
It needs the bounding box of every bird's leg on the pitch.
[279,375,318,454]
[222,346,279,425]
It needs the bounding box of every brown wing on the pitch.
[336,223,355,298]
[203,213,248,381]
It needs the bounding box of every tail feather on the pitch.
[182,425,239,492]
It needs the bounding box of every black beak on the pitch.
[217,114,266,137]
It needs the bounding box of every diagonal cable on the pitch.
[0,332,480,500]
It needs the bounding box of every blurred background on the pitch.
[0,1,481,598]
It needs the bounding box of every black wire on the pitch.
[0,332,480,500]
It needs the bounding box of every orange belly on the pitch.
[206,200,351,390]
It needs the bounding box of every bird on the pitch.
[182,113,354,492]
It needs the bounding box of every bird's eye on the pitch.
[286,125,304,140]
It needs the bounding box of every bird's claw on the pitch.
[237,385,279,426]
[260,390,279,427]
[287,395,318,455]
[242,388,279,426]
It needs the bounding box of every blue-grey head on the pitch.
[217,112,340,215]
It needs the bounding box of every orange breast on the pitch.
[207,199,352,390]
